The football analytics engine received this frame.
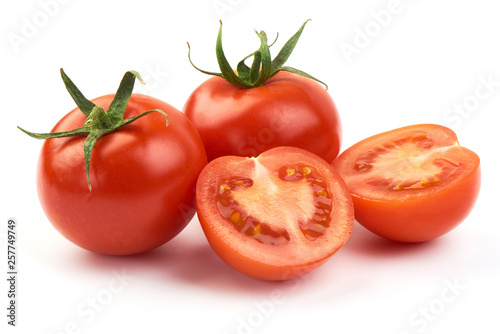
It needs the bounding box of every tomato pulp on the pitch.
[332,124,481,242]
[184,71,342,163]
[196,147,354,280]
[37,94,207,255]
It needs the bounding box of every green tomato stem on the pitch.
[187,20,327,89]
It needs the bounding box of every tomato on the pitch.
[35,93,207,255]
[196,146,354,281]
[184,71,342,163]
[184,21,342,163]
[332,124,481,243]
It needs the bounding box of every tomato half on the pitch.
[183,71,342,163]
[332,124,481,243]
[37,94,207,255]
[196,146,354,281]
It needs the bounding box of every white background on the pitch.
[1,0,499,333]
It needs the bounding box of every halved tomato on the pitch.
[196,147,354,281]
[332,124,481,243]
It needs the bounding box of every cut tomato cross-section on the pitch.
[332,124,481,242]
[196,146,354,281]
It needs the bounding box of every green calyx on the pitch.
[187,19,328,89]
[18,69,169,191]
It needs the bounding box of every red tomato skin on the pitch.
[184,71,342,163]
[352,162,480,242]
[37,94,207,255]
[197,215,334,281]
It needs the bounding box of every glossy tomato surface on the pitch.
[196,146,354,281]
[37,94,207,255]
[332,124,481,243]
[184,71,342,163]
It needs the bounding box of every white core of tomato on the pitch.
[230,157,317,243]
[371,142,460,186]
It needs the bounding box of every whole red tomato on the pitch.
[20,70,207,255]
[184,21,342,163]
[184,71,341,162]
